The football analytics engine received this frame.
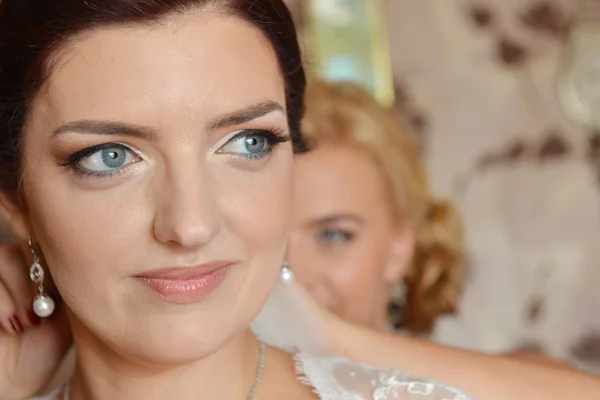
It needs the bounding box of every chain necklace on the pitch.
[62,340,266,400]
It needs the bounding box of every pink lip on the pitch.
[135,262,232,303]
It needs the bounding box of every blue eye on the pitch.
[319,229,354,244]
[79,146,139,173]
[218,129,289,159]
[230,135,268,155]
[61,143,141,176]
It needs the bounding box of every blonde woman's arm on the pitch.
[255,280,600,400]
[335,318,600,400]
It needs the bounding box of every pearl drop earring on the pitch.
[28,239,55,318]
[280,262,294,284]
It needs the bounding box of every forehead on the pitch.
[35,11,286,127]
[294,143,391,218]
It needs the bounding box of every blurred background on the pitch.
[284,0,600,373]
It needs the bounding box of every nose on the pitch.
[153,166,220,249]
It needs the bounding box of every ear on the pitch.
[0,193,31,240]
[383,222,416,284]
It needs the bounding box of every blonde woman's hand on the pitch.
[0,242,72,400]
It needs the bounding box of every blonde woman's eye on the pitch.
[319,229,355,244]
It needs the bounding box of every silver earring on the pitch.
[29,239,55,318]
[280,262,294,284]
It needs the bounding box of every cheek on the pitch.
[333,249,384,298]
[219,157,294,252]
[286,232,320,280]
[329,238,392,312]
[23,169,154,298]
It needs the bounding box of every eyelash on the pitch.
[57,142,138,178]
[319,229,356,245]
[220,128,290,160]
[58,128,290,179]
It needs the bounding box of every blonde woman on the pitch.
[288,80,463,335]
[277,80,600,399]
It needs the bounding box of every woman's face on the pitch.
[10,11,293,364]
[288,142,414,331]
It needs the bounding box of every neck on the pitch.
[368,295,392,333]
[69,319,260,400]
[371,312,389,333]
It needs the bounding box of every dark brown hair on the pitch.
[0,0,306,193]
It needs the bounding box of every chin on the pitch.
[177,319,242,358]
[97,314,241,367]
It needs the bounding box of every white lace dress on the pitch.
[32,352,472,400]
[296,353,473,399]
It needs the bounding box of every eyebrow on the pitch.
[207,101,285,131]
[311,214,365,227]
[51,101,285,139]
[52,120,154,139]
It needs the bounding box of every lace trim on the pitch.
[295,353,475,400]
[295,354,358,399]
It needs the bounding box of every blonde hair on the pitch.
[302,80,465,334]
